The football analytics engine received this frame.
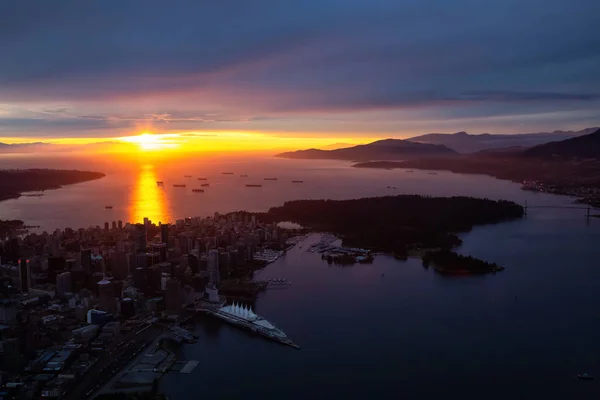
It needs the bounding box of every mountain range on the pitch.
[523,127,600,159]
[277,139,457,161]
[406,128,598,153]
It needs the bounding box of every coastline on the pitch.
[352,159,600,207]
[0,169,106,203]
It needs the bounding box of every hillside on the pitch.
[276,139,456,161]
[0,169,106,201]
[523,128,600,159]
[406,128,597,153]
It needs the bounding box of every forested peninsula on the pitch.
[261,195,524,274]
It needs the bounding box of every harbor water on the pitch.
[1,154,599,398]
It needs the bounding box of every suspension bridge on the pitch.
[524,201,596,218]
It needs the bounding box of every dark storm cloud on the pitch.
[1,0,600,136]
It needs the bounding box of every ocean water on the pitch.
[2,154,599,398]
[0,154,577,231]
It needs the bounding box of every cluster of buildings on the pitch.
[0,212,290,399]
[521,180,600,207]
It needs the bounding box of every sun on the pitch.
[119,133,180,151]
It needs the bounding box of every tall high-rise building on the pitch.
[188,252,199,274]
[165,278,181,315]
[47,256,66,285]
[112,221,117,230]
[97,279,116,313]
[51,235,61,257]
[160,223,170,244]
[146,265,162,295]
[149,243,167,263]
[134,223,146,253]
[65,259,76,271]
[111,252,129,280]
[117,220,123,230]
[56,271,72,295]
[208,249,220,285]
[4,237,20,264]
[104,222,110,231]
[81,249,92,274]
[18,258,31,293]
[134,267,146,293]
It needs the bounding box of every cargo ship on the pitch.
[201,183,210,187]
[264,178,278,181]
[197,178,207,180]
[208,303,299,349]
[184,175,192,178]
[173,184,186,188]
[105,206,113,209]
[246,184,262,188]
[240,174,248,178]
[222,172,234,175]
[192,189,204,193]
[292,180,303,183]
[157,181,164,186]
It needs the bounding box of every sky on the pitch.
[1,0,599,150]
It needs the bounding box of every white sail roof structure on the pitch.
[220,302,258,321]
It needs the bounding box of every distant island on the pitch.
[276,138,456,161]
[260,195,524,274]
[0,169,106,201]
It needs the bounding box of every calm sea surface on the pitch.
[1,154,599,398]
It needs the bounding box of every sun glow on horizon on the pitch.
[0,131,376,155]
[119,133,181,151]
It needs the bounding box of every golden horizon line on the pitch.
[0,131,381,151]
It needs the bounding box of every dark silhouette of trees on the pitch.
[422,249,503,274]
[265,195,524,258]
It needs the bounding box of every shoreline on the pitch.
[353,160,600,207]
[0,169,106,204]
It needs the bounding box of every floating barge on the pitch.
[208,303,299,349]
